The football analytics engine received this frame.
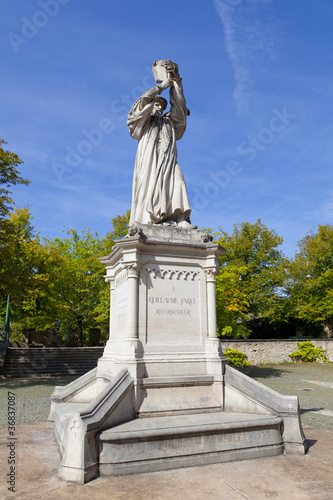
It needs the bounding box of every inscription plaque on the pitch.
[146,268,200,343]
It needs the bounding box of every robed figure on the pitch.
[127,61,195,228]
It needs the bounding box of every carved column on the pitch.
[125,263,142,340]
[204,268,218,339]
[106,277,115,341]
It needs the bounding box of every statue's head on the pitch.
[153,96,168,116]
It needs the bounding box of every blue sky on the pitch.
[2,0,333,257]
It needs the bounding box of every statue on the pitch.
[127,60,196,228]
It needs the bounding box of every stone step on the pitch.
[5,348,103,355]
[3,366,98,374]
[97,411,284,476]
[2,347,104,378]
[137,375,223,416]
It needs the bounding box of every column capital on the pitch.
[104,275,115,287]
[124,261,144,278]
[203,267,217,282]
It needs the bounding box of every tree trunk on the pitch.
[323,318,333,338]
[78,319,83,346]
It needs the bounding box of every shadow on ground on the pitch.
[237,366,289,378]
[305,438,317,451]
[301,407,324,415]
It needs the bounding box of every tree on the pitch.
[289,225,333,336]
[104,209,130,248]
[0,208,48,305]
[0,208,52,342]
[216,220,288,336]
[0,139,29,219]
[215,263,250,338]
[0,140,34,337]
[19,212,131,345]
[36,228,107,345]
[0,139,32,300]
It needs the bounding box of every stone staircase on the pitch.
[1,347,104,378]
[49,365,306,483]
[0,341,8,374]
[97,411,284,476]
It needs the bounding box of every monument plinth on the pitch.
[97,225,226,417]
[48,60,305,484]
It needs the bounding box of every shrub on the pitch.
[289,341,328,363]
[224,347,250,366]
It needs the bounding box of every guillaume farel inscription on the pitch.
[149,296,196,317]
[146,271,201,343]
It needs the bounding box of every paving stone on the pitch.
[1,365,333,432]
[1,422,333,499]
[0,365,333,498]
[0,377,76,428]
[239,363,333,431]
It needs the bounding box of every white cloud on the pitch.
[213,0,276,117]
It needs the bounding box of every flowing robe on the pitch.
[127,83,191,226]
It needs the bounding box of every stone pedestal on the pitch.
[49,225,306,484]
[97,225,227,415]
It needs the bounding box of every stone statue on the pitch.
[127,60,196,228]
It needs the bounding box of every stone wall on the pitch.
[26,328,63,347]
[220,339,333,364]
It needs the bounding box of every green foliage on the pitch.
[0,139,29,219]
[104,209,130,249]
[248,316,324,339]
[288,225,333,336]
[6,211,133,345]
[34,228,107,345]
[218,220,287,316]
[216,220,288,338]
[0,208,49,305]
[4,197,333,346]
[0,141,37,332]
[223,347,250,366]
[216,263,250,339]
[289,341,328,363]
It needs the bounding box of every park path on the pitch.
[0,364,333,430]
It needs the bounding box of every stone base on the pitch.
[98,411,284,476]
[48,226,306,484]
[49,364,306,483]
[58,464,99,484]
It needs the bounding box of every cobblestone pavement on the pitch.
[0,377,75,429]
[0,364,332,430]
[240,363,333,431]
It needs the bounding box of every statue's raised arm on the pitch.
[160,60,190,141]
[127,60,195,228]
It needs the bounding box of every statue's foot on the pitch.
[162,220,177,226]
[177,220,198,229]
